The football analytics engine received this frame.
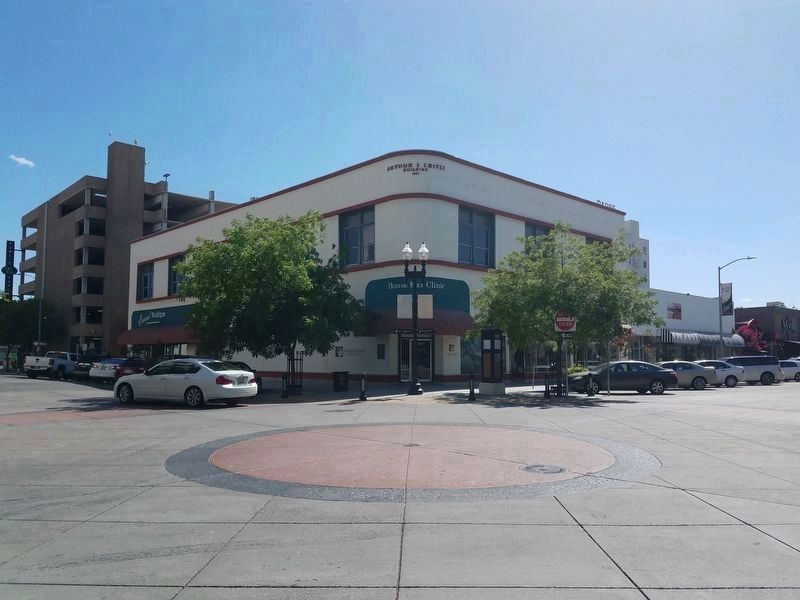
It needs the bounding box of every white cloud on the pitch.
[9,154,35,168]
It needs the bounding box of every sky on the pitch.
[2,0,798,308]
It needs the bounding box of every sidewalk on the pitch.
[2,376,800,598]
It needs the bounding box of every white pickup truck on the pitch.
[24,351,78,379]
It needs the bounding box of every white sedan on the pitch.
[780,360,800,382]
[695,360,745,388]
[113,358,258,408]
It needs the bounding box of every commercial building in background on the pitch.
[123,149,651,383]
[735,303,800,357]
[628,289,744,363]
[18,142,235,355]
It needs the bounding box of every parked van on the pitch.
[721,355,783,385]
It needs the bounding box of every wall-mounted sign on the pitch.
[667,303,683,320]
[365,277,469,312]
[386,161,447,175]
[131,304,192,329]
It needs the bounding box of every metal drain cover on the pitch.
[404,443,421,447]
[522,464,566,474]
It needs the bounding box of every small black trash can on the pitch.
[332,371,349,391]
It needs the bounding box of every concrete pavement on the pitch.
[2,372,800,598]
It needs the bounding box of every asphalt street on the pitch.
[2,372,800,599]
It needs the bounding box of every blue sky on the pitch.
[2,0,798,308]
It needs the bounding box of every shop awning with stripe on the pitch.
[117,326,199,346]
[660,328,745,347]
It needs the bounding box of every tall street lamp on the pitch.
[402,242,429,395]
[718,256,755,356]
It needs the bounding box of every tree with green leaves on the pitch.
[178,212,366,362]
[0,295,63,352]
[472,223,661,359]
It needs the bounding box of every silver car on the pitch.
[113,358,258,408]
[657,361,718,390]
[695,360,745,388]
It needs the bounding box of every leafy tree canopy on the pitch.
[0,295,63,352]
[178,212,365,359]
[472,223,662,353]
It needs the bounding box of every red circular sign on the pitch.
[554,311,577,332]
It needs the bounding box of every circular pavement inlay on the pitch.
[165,423,660,502]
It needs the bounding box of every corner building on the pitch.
[125,150,647,383]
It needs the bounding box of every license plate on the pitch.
[236,375,247,385]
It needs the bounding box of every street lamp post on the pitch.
[718,256,755,356]
[402,242,429,395]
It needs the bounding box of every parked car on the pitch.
[694,360,744,388]
[112,357,154,382]
[225,361,263,393]
[568,360,678,395]
[779,360,800,382]
[721,355,783,385]
[72,355,106,381]
[88,358,126,383]
[24,351,78,379]
[657,361,717,390]
[113,358,258,408]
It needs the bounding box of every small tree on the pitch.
[472,223,662,358]
[0,296,62,353]
[178,212,365,362]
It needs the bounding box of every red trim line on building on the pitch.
[131,150,624,244]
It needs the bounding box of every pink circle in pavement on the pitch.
[210,425,616,490]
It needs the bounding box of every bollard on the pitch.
[359,372,367,401]
[544,372,551,399]
[586,373,594,397]
[281,372,289,399]
[468,371,476,401]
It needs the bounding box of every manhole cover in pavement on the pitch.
[166,423,661,502]
[523,464,566,474]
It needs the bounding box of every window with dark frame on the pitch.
[137,263,154,300]
[459,207,494,266]
[340,207,375,266]
[168,255,185,296]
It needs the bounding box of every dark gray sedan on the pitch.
[569,361,679,395]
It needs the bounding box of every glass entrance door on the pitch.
[400,337,432,383]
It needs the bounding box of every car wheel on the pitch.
[184,386,206,409]
[691,376,707,391]
[760,372,775,386]
[586,380,600,395]
[649,380,665,395]
[724,375,738,388]
[117,383,134,404]
[794,372,800,382]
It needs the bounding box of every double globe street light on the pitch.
[402,242,429,395]
[718,256,756,355]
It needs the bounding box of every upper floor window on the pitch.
[168,255,184,296]
[459,207,494,267]
[340,207,375,266]
[87,247,105,266]
[525,223,551,239]
[137,263,154,300]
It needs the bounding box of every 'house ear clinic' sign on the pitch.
[365,277,470,313]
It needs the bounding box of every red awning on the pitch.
[368,308,474,336]
[117,326,199,346]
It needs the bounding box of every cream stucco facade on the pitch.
[125,150,646,382]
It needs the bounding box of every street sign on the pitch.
[4,240,14,297]
[554,310,577,332]
[417,328,435,334]
[561,331,575,340]
[393,328,413,334]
